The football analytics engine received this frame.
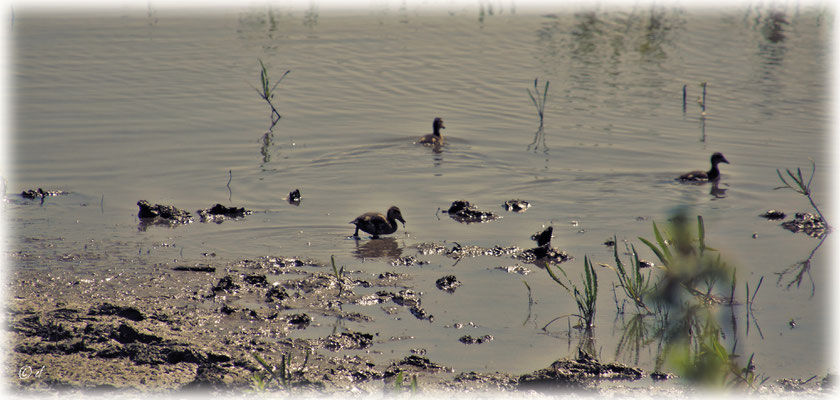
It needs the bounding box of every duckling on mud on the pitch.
[417,117,445,146]
[350,206,406,239]
[676,152,729,182]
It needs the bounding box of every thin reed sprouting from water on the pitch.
[253,59,290,130]
[227,169,233,201]
[527,78,549,128]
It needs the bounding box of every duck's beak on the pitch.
[399,217,406,227]
[722,157,730,164]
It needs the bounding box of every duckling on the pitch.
[418,117,445,145]
[350,206,406,239]
[677,152,729,182]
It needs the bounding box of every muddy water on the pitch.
[6,4,832,383]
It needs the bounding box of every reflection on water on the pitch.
[536,7,683,75]
[353,237,403,260]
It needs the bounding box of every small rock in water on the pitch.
[288,189,301,206]
[503,199,530,213]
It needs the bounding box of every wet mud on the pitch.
[197,204,252,223]
[7,227,829,396]
[442,200,501,224]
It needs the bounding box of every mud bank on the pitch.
[6,247,832,397]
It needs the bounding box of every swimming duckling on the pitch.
[677,152,729,182]
[350,206,406,239]
[418,117,445,145]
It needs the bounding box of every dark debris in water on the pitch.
[288,189,302,206]
[21,188,68,199]
[760,209,787,220]
[197,203,252,223]
[780,212,828,238]
[503,199,531,213]
[435,275,461,293]
[443,200,501,224]
[172,264,216,273]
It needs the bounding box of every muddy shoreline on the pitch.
[6,244,831,397]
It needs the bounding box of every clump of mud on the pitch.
[136,200,193,226]
[197,204,252,223]
[518,350,643,391]
[21,188,68,199]
[435,275,461,293]
[443,200,501,223]
[780,212,828,238]
[458,335,493,344]
[503,199,530,213]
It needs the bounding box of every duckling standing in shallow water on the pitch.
[418,117,445,145]
[350,206,406,239]
[677,152,729,182]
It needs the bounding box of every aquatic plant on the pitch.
[392,371,419,394]
[527,78,550,128]
[605,237,654,313]
[641,209,768,389]
[570,256,598,329]
[330,255,346,297]
[254,58,290,129]
[775,159,828,229]
[251,350,310,391]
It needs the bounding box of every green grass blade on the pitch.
[652,221,672,261]
[639,237,666,266]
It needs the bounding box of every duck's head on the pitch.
[711,152,729,165]
[433,117,445,134]
[387,206,406,226]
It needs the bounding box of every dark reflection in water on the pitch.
[775,234,827,298]
[709,179,727,199]
[260,131,273,164]
[527,126,549,154]
[353,237,403,260]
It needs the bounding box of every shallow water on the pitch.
[6,4,833,383]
